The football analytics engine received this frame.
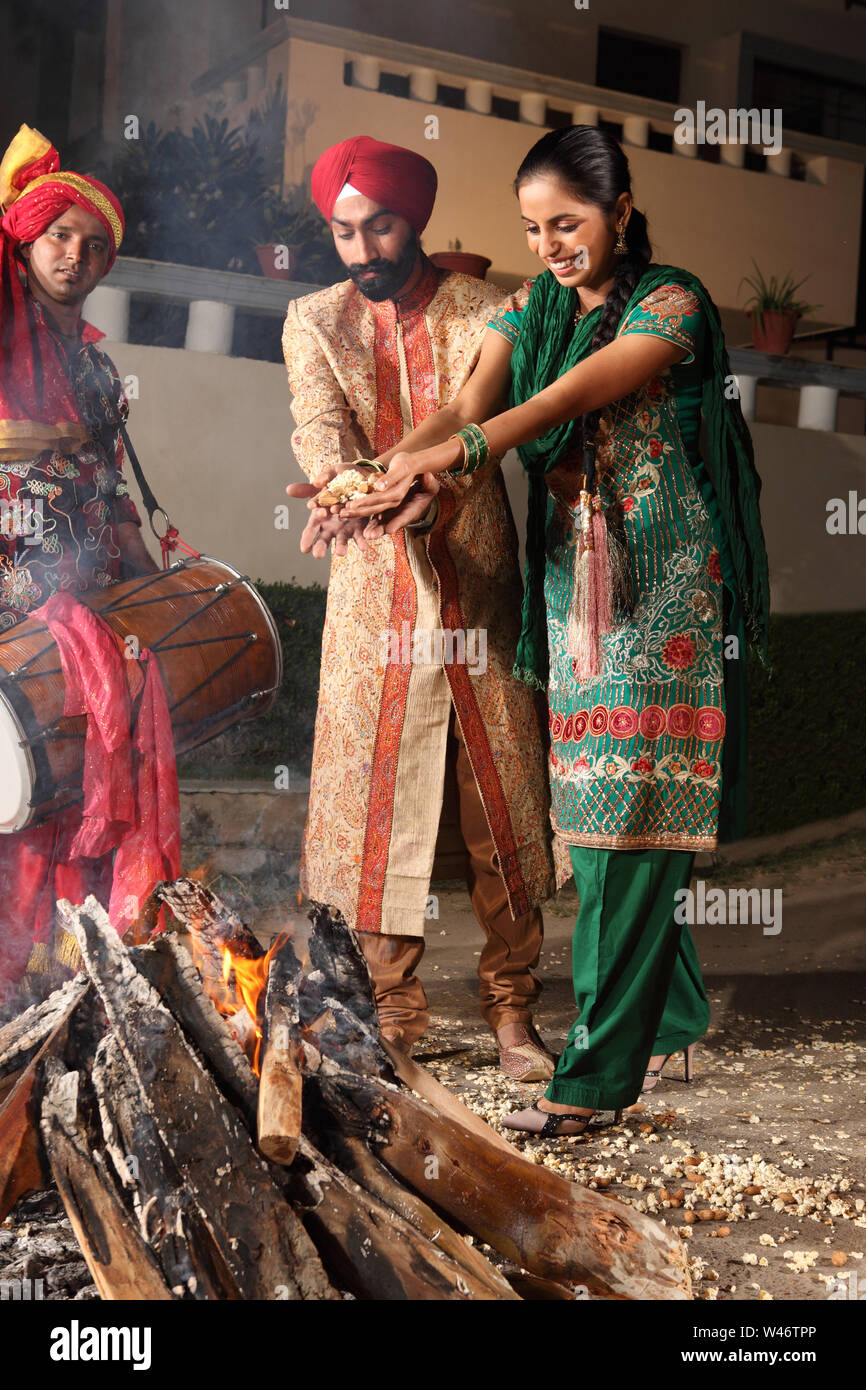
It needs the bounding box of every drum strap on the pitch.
[88,353,201,568]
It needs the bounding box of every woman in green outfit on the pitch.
[341,126,769,1137]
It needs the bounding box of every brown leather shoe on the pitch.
[381,1029,414,1059]
[498,1025,556,1082]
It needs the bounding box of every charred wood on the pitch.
[39,1059,173,1300]
[286,1136,513,1301]
[314,1068,692,1301]
[58,896,336,1301]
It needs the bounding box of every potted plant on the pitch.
[739,261,821,355]
[429,238,492,280]
[253,188,337,281]
[107,115,268,274]
[103,98,344,292]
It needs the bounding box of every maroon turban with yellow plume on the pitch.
[311,135,437,232]
[0,125,125,462]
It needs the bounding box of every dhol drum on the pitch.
[0,557,283,833]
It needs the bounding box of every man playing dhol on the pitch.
[283,136,557,1078]
[0,124,160,1000]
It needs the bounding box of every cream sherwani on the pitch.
[283,260,555,935]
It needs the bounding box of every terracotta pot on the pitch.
[748,308,800,355]
[255,244,299,281]
[429,251,492,280]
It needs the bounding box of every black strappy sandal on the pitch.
[642,1043,697,1094]
[501,1103,624,1137]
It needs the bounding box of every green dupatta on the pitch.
[509,263,770,688]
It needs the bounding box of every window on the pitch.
[752,59,866,145]
[596,29,682,105]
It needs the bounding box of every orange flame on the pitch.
[188,929,290,1075]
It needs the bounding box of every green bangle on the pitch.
[450,424,490,477]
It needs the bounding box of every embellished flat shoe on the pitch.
[498,1025,557,1083]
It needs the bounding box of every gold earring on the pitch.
[614,220,628,255]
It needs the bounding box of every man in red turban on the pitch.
[309,135,438,305]
[283,136,558,1080]
[0,126,160,1001]
[311,135,437,229]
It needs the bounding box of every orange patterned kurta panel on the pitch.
[282,264,554,935]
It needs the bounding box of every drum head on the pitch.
[0,692,36,833]
[197,555,284,699]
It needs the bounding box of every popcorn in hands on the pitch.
[315,466,380,507]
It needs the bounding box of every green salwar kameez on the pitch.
[489,267,761,1108]
[550,846,710,1108]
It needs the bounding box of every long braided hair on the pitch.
[514,126,652,493]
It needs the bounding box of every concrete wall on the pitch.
[273,37,862,331]
[112,0,866,127]
[107,340,866,613]
[110,343,310,587]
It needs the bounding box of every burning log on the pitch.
[0,975,91,1222]
[0,878,693,1302]
[257,937,304,1165]
[306,902,379,1030]
[0,1065,49,1224]
[321,1132,520,1300]
[502,1269,624,1300]
[314,1069,692,1300]
[152,878,275,1066]
[155,877,265,962]
[58,896,337,1301]
[130,934,258,1123]
[92,1029,244,1299]
[381,1039,516,1157]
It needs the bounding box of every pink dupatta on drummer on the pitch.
[0,596,180,993]
[40,594,181,934]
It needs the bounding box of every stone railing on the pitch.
[86,257,319,355]
[728,349,866,432]
[191,15,866,181]
[86,259,866,433]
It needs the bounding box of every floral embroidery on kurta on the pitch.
[493,281,725,852]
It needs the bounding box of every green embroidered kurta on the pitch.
[490,277,747,853]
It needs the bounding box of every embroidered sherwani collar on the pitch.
[367,257,440,326]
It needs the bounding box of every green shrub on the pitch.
[176,578,326,781]
[746,612,866,836]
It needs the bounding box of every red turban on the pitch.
[0,125,125,461]
[0,125,124,266]
[311,136,437,232]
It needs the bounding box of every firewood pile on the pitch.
[0,880,692,1301]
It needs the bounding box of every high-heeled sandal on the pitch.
[501,1102,623,1138]
[642,1042,697,1094]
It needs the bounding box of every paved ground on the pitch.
[409,830,866,1302]
[2,824,863,1303]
